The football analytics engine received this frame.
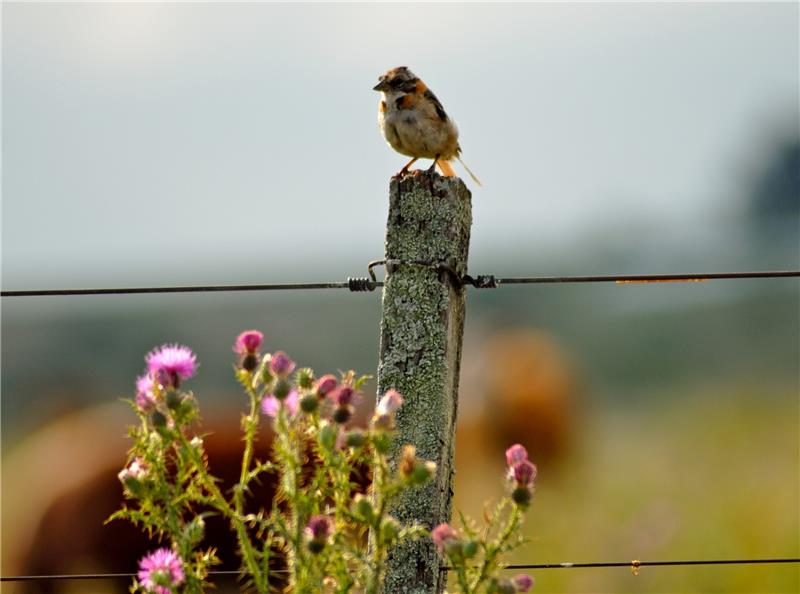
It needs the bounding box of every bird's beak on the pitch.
[373,80,390,92]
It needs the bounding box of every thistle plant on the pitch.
[111,332,433,593]
[111,331,538,593]
[431,444,538,594]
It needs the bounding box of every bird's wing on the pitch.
[423,89,448,122]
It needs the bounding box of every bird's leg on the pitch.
[427,155,440,173]
[398,157,418,177]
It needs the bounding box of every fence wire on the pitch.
[1,269,798,297]
[2,557,798,582]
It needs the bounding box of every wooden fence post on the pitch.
[377,170,472,593]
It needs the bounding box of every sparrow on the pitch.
[373,66,481,186]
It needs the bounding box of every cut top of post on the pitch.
[385,172,472,277]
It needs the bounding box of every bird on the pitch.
[373,66,481,186]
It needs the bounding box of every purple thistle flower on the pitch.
[315,374,338,397]
[135,374,157,412]
[305,514,333,553]
[376,389,404,416]
[145,344,197,389]
[430,523,459,552]
[137,548,184,594]
[372,389,404,430]
[331,385,356,406]
[118,458,148,483]
[512,574,535,592]
[269,351,296,377]
[262,389,299,418]
[512,460,537,486]
[234,330,264,355]
[505,444,528,467]
[306,514,333,540]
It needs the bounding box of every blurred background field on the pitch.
[2,3,798,593]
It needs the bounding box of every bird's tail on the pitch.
[456,156,482,187]
[437,159,458,178]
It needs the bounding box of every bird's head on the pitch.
[373,66,419,93]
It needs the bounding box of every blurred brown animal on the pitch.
[3,404,282,593]
[456,329,579,479]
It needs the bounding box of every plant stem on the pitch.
[232,385,268,589]
[455,565,471,594]
[177,431,266,591]
[276,406,306,592]
[238,385,261,494]
[365,449,389,594]
[470,502,522,591]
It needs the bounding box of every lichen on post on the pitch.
[377,170,472,593]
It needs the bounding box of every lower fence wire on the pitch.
[488,557,800,570]
[2,558,798,582]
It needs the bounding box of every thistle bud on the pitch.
[380,516,401,543]
[372,431,392,454]
[376,389,403,415]
[305,515,333,554]
[511,486,533,507]
[462,540,479,559]
[151,411,168,429]
[398,445,417,478]
[272,378,292,400]
[260,361,274,384]
[511,460,537,487]
[399,445,435,485]
[315,374,338,397]
[352,494,375,523]
[296,367,314,390]
[183,516,206,547]
[135,374,157,412]
[372,389,404,430]
[241,353,259,372]
[270,351,296,378]
[431,523,461,556]
[166,390,183,411]
[512,574,534,592]
[332,385,355,406]
[234,330,264,355]
[118,458,149,497]
[409,460,436,485]
[300,393,319,413]
[345,429,366,448]
[505,444,528,467]
[332,405,353,424]
[121,477,145,498]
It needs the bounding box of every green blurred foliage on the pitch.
[452,386,799,593]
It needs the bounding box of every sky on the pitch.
[2,2,798,290]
